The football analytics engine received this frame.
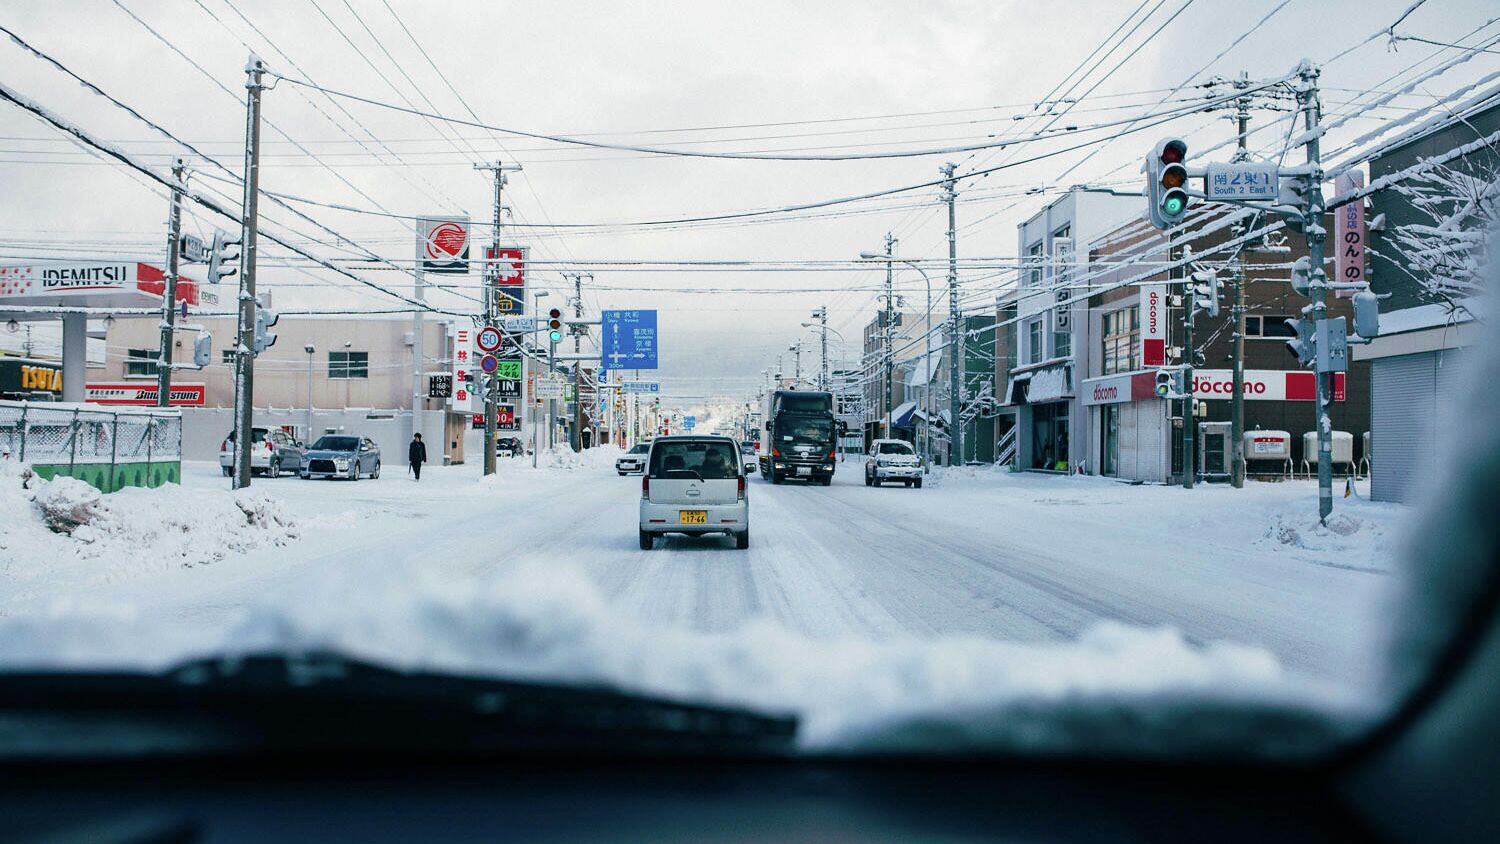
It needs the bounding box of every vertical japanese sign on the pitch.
[449,324,472,409]
[1140,283,1166,367]
[1334,172,1366,300]
[418,216,469,274]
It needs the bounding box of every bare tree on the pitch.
[1387,154,1500,302]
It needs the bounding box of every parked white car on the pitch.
[865,438,923,488]
[639,435,749,550]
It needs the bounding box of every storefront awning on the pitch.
[1025,365,1072,404]
[1002,371,1032,406]
[888,400,918,428]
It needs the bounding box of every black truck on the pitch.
[757,389,836,485]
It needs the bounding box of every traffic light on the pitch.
[252,303,278,354]
[207,228,240,284]
[1289,256,1316,296]
[192,331,212,368]
[1284,317,1316,367]
[547,308,563,343]
[1145,138,1191,229]
[1154,368,1174,398]
[1190,269,1220,318]
[1352,290,1380,339]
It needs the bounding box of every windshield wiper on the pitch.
[0,652,796,760]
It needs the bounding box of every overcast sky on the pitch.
[2,0,1496,405]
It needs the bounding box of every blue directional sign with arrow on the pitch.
[601,309,658,371]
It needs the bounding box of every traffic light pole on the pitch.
[231,56,265,491]
[475,161,518,476]
[156,158,185,409]
[1295,63,1334,524]
[1230,72,1251,490]
[882,232,895,440]
[942,162,961,467]
[1180,285,1195,490]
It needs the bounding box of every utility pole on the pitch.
[231,56,265,490]
[790,341,802,381]
[474,161,520,475]
[814,306,828,390]
[1230,71,1251,489]
[941,162,961,466]
[1296,62,1334,523]
[1180,241,1196,490]
[572,272,588,450]
[155,158,185,409]
[882,232,895,438]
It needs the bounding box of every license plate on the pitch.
[797,466,811,476]
[679,510,707,524]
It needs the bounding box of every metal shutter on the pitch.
[1371,353,1436,503]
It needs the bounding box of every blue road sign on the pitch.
[683,415,696,430]
[621,381,659,394]
[601,309,658,370]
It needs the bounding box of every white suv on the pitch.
[639,436,749,550]
[865,438,923,488]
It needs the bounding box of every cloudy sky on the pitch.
[2,0,1496,403]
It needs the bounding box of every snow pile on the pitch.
[530,445,622,473]
[0,464,300,581]
[1259,509,1391,557]
[0,558,1356,755]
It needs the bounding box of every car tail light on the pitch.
[642,476,649,499]
[737,476,745,500]
[264,440,274,452]
[221,439,229,452]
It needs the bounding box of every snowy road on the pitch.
[43,455,1396,687]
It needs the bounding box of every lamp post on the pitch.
[304,343,315,443]
[861,251,934,471]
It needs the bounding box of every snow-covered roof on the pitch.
[1377,299,1481,337]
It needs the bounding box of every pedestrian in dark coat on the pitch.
[409,433,428,480]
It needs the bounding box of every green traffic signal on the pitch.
[549,329,563,343]
[1163,194,1186,216]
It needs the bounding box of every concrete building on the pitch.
[1078,210,1371,483]
[98,314,473,465]
[1003,186,1141,471]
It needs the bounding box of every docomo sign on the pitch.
[1139,285,1166,367]
[1192,370,1346,402]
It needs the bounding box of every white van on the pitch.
[639,436,749,550]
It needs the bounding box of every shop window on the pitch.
[1246,314,1297,339]
[1026,242,1044,288]
[125,348,157,378]
[220,350,236,366]
[329,351,369,379]
[1102,307,1140,374]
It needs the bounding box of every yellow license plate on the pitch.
[679,510,707,524]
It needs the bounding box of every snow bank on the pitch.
[0,557,1358,756]
[0,462,300,585]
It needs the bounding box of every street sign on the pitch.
[428,374,453,398]
[535,377,565,400]
[683,415,696,430]
[496,404,517,429]
[501,315,535,332]
[494,378,521,399]
[495,358,522,380]
[1204,161,1279,201]
[476,325,503,353]
[601,310,658,370]
[621,381,660,393]
[486,246,526,286]
[179,234,207,263]
[480,354,499,374]
[418,216,469,274]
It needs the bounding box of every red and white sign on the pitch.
[1139,284,1166,367]
[0,262,199,305]
[1082,369,1346,405]
[449,325,471,409]
[486,246,526,287]
[418,216,469,274]
[85,382,205,406]
[476,325,503,353]
[1191,370,1346,402]
[1334,172,1366,300]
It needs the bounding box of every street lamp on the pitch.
[861,251,935,471]
[304,343,315,443]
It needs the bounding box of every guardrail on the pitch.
[0,400,182,491]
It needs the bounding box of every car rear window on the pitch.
[649,440,739,479]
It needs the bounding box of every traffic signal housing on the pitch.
[252,303,278,355]
[1154,368,1179,399]
[1190,269,1220,318]
[207,228,240,284]
[1145,139,1191,229]
[192,331,212,368]
[1284,317,1316,367]
[547,308,563,343]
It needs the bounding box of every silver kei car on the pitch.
[639,436,749,550]
[865,438,923,488]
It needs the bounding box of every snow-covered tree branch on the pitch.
[1387,153,1500,301]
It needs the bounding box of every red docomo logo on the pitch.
[425,222,467,260]
[1193,377,1267,395]
[1092,385,1118,401]
[1147,291,1160,333]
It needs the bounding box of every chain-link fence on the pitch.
[0,400,182,491]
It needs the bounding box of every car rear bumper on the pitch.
[639,501,748,534]
[220,452,272,468]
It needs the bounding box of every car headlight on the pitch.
[334,458,350,469]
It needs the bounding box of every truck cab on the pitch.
[758,390,836,485]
